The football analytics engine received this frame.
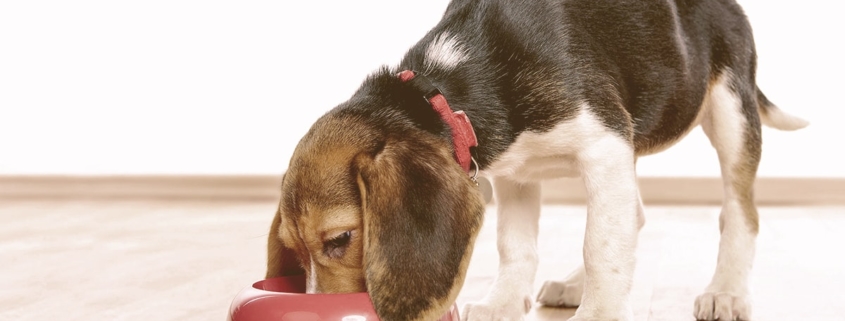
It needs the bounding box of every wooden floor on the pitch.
[1,199,843,321]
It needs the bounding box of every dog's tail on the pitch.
[756,86,809,131]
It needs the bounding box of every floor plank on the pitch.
[1,200,842,320]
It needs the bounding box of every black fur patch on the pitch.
[333,0,763,164]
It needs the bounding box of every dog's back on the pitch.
[398,0,804,165]
[559,0,752,153]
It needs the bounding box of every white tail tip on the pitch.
[760,106,809,131]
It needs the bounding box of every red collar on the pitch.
[398,70,478,177]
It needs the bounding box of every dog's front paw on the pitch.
[462,297,531,321]
[694,291,751,321]
[536,279,583,307]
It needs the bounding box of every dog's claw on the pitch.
[694,291,751,321]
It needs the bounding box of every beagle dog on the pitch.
[266,0,808,320]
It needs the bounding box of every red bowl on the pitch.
[227,274,460,321]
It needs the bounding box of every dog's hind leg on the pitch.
[693,71,761,321]
[463,177,541,321]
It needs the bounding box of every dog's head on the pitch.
[266,100,485,321]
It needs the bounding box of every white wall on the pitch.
[0,0,841,177]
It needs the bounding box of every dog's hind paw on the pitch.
[536,279,583,307]
[694,291,752,321]
[537,265,585,307]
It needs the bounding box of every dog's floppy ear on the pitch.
[265,207,305,278]
[355,138,485,321]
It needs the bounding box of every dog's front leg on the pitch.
[570,136,640,321]
[463,177,540,321]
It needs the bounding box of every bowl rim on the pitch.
[250,274,374,298]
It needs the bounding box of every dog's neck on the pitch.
[397,70,478,174]
[339,27,524,170]
[393,57,510,169]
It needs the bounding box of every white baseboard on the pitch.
[1,175,843,205]
[0,175,283,201]
[535,177,845,205]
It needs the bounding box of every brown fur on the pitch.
[265,206,305,279]
[267,113,485,321]
[730,86,763,235]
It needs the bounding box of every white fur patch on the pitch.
[479,107,639,321]
[693,200,755,320]
[701,72,745,171]
[424,32,468,71]
[306,255,318,293]
[574,111,638,321]
[759,104,809,131]
[463,177,541,320]
[538,190,645,309]
[484,107,617,181]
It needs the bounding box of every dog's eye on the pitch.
[323,231,352,258]
[327,231,351,247]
